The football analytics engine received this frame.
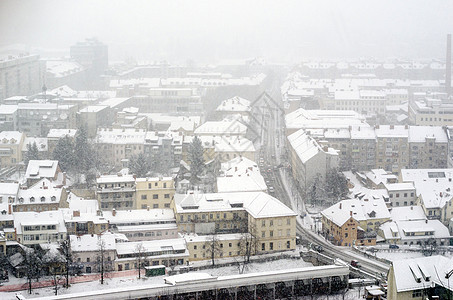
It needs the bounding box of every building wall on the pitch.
[135,178,175,210]
[186,235,243,261]
[0,55,45,100]
[322,216,358,247]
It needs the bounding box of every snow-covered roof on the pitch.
[47,129,77,139]
[364,169,398,186]
[384,183,415,192]
[0,131,23,144]
[408,126,448,143]
[183,233,244,243]
[195,119,247,136]
[25,160,59,180]
[98,97,131,108]
[390,206,426,221]
[102,209,175,224]
[0,104,18,114]
[375,125,408,138]
[220,156,260,176]
[214,137,255,153]
[285,108,366,130]
[79,105,109,113]
[14,210,66,234]
[174,192,296,219]
[217,175,267,193]
[216,96,251,112]
[96,173,136,184]
[287,129,337,164]
[391,256,453,293]
[115,238,187,256]
[380,219,450,242]
[400,169,453,209]
[70,232,116,252]
[350,125,376,140]
[46,60,84,77]
[322,198,390,227]
[15,186,62,206]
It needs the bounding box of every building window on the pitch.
[262,220,265,227]
[287,218,291,225]
[164,203,170,208]
[261,243,265,251]
[270,220,273,226]
[287,241,291,249]
[270,242,273,250]
[141,195,147,200]
[153,194,158,199]
[153,204,158,208]
[164,194,170,198]
[261,231,265,238]
[141,204,147,209]
[270,230,273,237]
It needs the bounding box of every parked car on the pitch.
[389,244,399,249]
[351,260,361,268]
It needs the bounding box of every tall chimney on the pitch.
[447,34,452,97]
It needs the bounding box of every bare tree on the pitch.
[134,243,147,279]
[95,239,113,284]
[43,252,65,296]
[59,238,73,288]
[203,234,222,266]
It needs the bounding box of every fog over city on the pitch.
[1,0,453,62]
[1,1,453,300]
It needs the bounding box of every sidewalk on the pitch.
[0,269,143,293]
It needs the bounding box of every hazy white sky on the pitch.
[0,0,452,63]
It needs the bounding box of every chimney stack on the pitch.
[447,34,452,97]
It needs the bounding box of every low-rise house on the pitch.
[183,233,245,261]
[22,137,48,159]
[379,218,450,246]
[70,233,117,274]
[102,208,178,241]
[46,129,77,155]
[115,238,189,270]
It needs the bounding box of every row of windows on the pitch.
[140,194,170,200]
[141,203,171,209]
[261,218,291,227]
[261,229,291,238]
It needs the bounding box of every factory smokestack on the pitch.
[447,34,451,97]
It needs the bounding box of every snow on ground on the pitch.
[1,258,314,299]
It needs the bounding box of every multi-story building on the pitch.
[131,88,203,114]
[70,38,108,87]
[350,125,376,171]
[112,107,147,130]
[102,208,177,241]
[409,98,453,126]
[384,183,416,208]
[374,125,409,174]
[45,60,87,90]
[400,169,453,225]
[408,126,448,169]
[144,131,183,172]
[96,173,136,210]
[95,128,146,167]
[287,129,339,193]
[16,103,77,136]
[174,192,297,254]
[13,183,68,213]
[322,198,390,245]
[135,177,175,210]
[46,129,77,155]
[14,211,66,245]
[0,104,18,131]
[0,54,45,100]
[0,131,25,167]
[77,105,112,138]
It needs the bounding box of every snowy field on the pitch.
[2,258,315,299]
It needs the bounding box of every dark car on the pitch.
[313,245,323,253]
[389,244,399,249]
[351,260,361,268]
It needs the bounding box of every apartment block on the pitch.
[96,173,136,210]
[135,177,175,210]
